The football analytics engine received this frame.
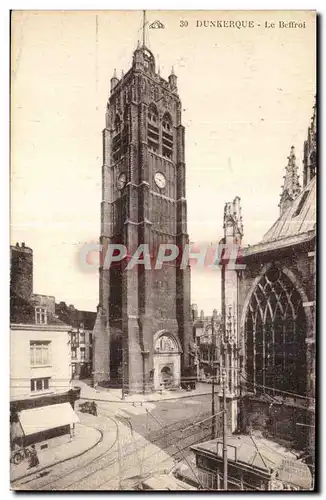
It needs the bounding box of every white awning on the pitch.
[19,402,79,436]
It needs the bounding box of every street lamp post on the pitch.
[196,329,218,439]
[141,350,150,395]
[121,346,125,400]
[211,343,216,439]
[195,320,220,441]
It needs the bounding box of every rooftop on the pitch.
[10,292,69,327]
[243,175,316,257]
[55,301,96,330]
[263,175,316,243]
[191,433,298,474]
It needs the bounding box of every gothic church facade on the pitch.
[220,101,316,466]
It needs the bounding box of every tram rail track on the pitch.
[15,414,119,491]
[58,412,213,490]
[17,407,214,491]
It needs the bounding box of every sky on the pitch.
[11,10,316,314]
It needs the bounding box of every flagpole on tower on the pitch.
[142,10,146,47]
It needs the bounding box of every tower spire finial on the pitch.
[279,145,301,215]
[110,68,119,91]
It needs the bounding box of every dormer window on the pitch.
[35,307,47,325]
[292,190,310,218]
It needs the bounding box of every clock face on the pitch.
[154,172,166,189]
[117,172,126,190]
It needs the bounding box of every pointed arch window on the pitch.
[245,267,306,396]
[147,104,159,153]
[162,112,173,159]
[309,150,316,178]
[114,115,121,132]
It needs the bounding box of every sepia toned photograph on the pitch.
[10,9,316,491]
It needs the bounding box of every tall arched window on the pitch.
[147,104,159,153]
[114,114,121,132]
[162,112,173,159]
[245,267,306,396]
[112,115,122,162]
[121,107,129,156]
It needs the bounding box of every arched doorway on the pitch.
[160,366,173,388]
[153,332,181,391]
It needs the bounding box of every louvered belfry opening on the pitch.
[162,112,173,159]
[147,104,159,153]
[112,114,122,163]
[245,267,306,396]
[121,107,129,157]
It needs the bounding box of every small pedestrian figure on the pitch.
[91,401,97,416]
[28,445,40,469]
[70,423,75,439]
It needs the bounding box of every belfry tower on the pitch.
[93,26,192,393]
